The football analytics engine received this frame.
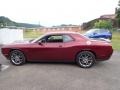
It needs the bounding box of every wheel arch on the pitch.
[75,49,97,61]
[9,48,27,61]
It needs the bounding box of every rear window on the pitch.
[99,29,109,33]
[63,35,73,42]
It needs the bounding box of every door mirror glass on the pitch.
[41,39,46,43]
[38,39,45,45]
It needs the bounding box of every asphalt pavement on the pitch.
[0,49,120,90]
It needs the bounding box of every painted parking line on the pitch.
[0,64,9,71]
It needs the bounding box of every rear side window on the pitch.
[63,35,73,42]
[99,29,109,33]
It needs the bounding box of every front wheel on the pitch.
[9,50,26,66]
[76,51,95,68]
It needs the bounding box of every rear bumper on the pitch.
[96,48,113,61]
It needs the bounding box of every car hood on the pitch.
[2,41,33,48]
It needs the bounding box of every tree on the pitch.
[94,20,112,29]
[116,0,120,27]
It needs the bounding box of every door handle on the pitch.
[59,45,62,47]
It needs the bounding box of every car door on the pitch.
[60,34,76,61]
[29,34,65,61]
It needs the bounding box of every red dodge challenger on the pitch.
[1,32,113,68]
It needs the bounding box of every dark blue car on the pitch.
[84,29,112,40]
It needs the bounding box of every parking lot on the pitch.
[0,49,120,90]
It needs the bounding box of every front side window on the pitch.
[46,35,63,43]
[37,34,74,43]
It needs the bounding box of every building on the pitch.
[100,14,116,19]
[81,14,116,30]
[37,25,81,33]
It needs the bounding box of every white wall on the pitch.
[0,28,23,44]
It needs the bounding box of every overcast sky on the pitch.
[0,0,118,26]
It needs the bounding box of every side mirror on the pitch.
[38,39,45,45]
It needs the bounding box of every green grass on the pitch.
[24,30,120,51]
[111,32,120,51]
[24,30,43,39]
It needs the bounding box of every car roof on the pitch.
[90,28,109,31]
[31,31,89,43]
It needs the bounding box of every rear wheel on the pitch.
[76,51,95,68]
[10,50,26,65]
[109,37,112,40]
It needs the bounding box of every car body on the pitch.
[84,29,112,40]
[1,32,113,68]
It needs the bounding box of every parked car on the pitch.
[117,29,120,32]
[1,32,113,68]
[84,29,112,40]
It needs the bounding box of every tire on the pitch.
[76,51,95,68]
[9,50,26,66]
[109,37,112,40]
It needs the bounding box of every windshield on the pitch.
[31,34,45,43]
[85,29,99,35]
